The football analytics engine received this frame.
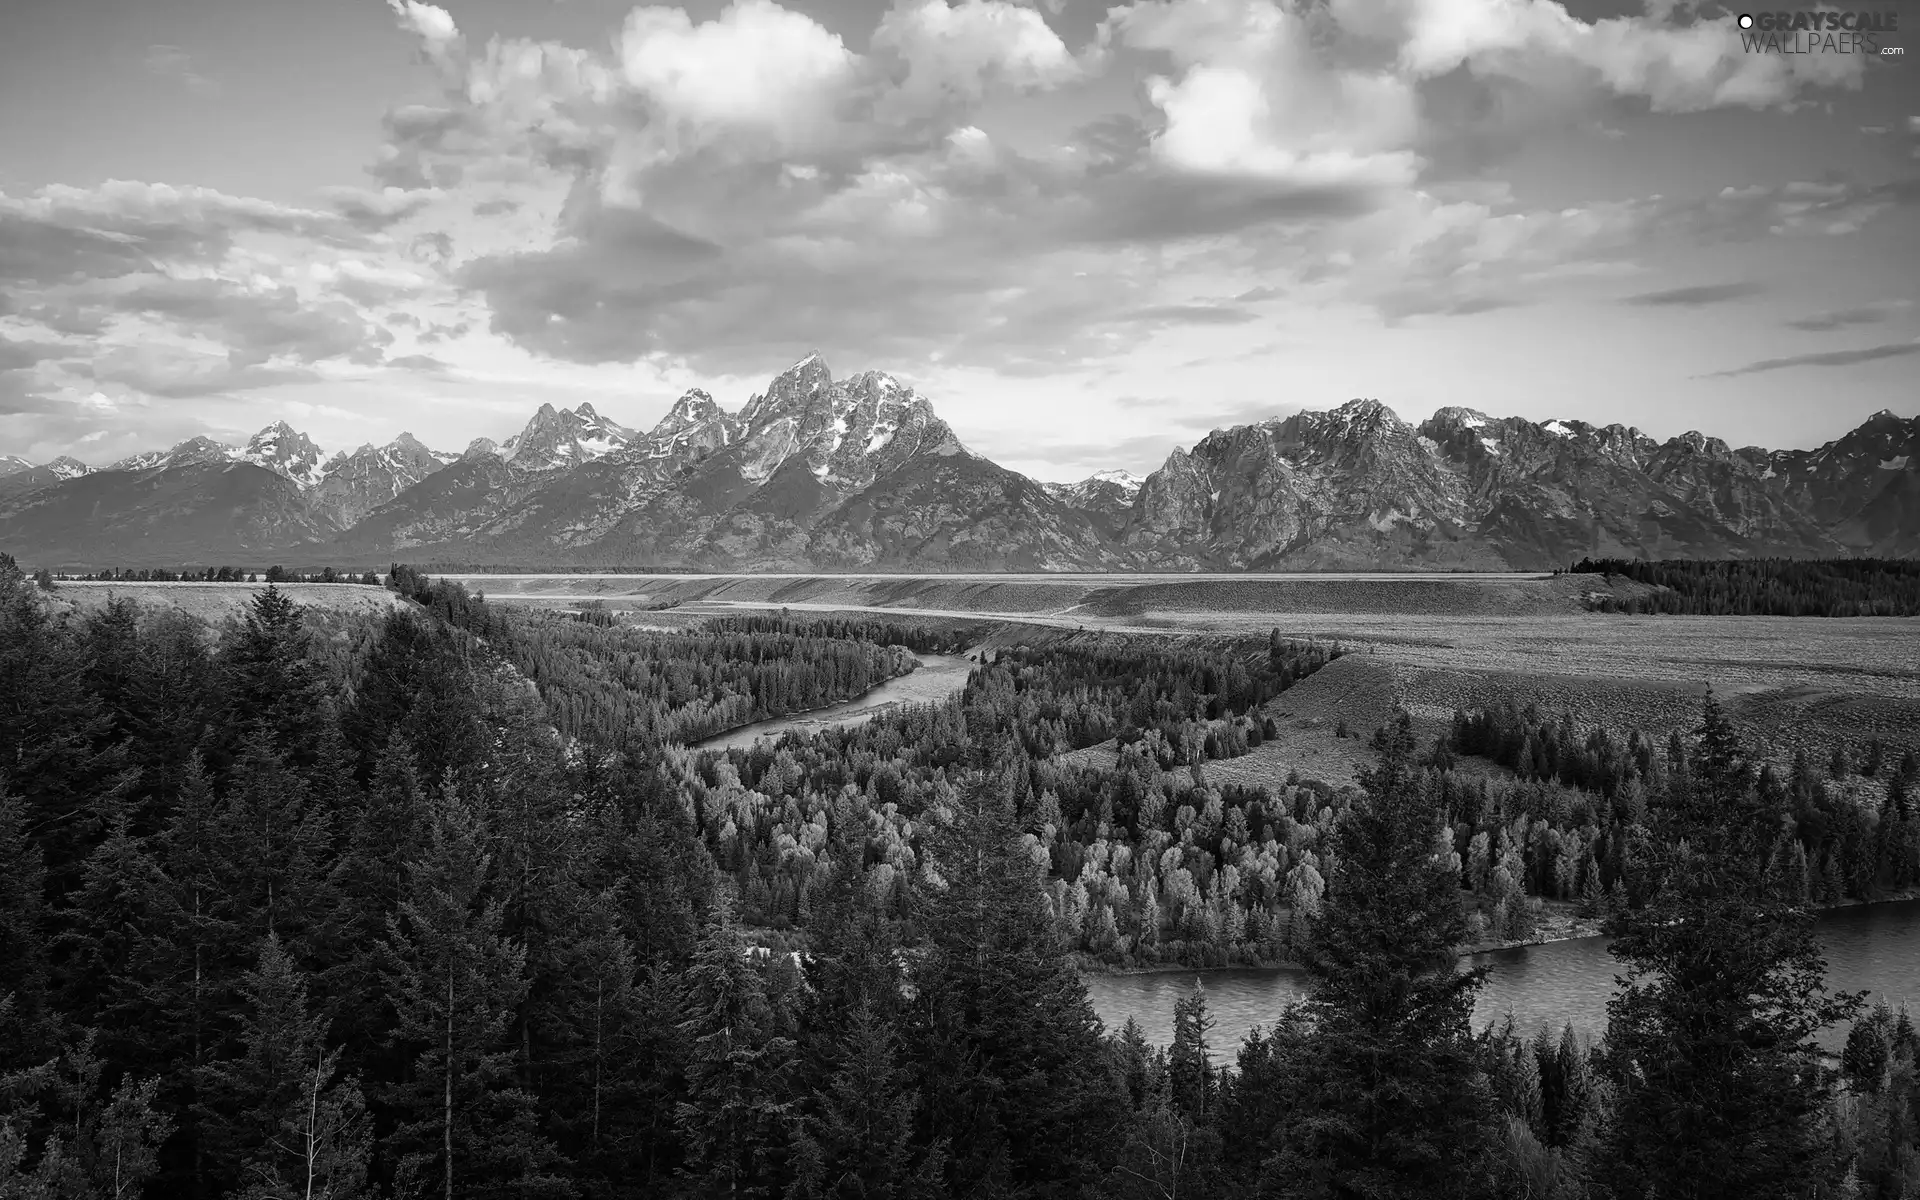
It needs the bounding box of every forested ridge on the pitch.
[1566,556,1920,616]
[2,554,1915,1199]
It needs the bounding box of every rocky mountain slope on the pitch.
[0,455,89,499]
[0,356,1914,569]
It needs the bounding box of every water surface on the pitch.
[1085,899,1920,1059]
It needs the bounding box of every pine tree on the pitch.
[1259,712,1497,1199]
[212,586,329,776]
[673,901,798,1198]
[908,770,1124,1197]
[788,996,942,1200]
[1600,692,1862,1198]
[788,800,945,1198]
[532,893,651,1192]
[0,557,130,906]
[199,935,371,1200]
[210,728,337,967]
[0,793,54,1072]
[1168,982,1216,1122]
[378,784,567,1200]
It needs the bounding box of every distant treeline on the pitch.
[37,565,384,585]
[702,613,982,654]
[1564,556,1920,616]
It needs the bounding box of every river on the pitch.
[693,653,976,751]
[686,655,1917,1055]
[1083,899,1920,1059]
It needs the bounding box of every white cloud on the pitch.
[872,0,1083,109]
[618,0,859,153]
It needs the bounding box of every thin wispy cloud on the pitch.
[1701,340,1920,379]
[1785,300,1913,332]
[1622,282,1766,308]
[143,44,221,98]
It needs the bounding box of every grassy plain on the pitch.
[44,580,411,623]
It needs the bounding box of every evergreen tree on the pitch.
[0,1031,173,1200]
[1259,713,1497,1199]
[0,558,131,906]
[378,784,567,1200]
[211,586,329,776]
[210,728,337,967]
[1167,982,1216,1123]
[1600,692,1862,1198]
[199,935,371,1200]
[673,901,797,1198]
[790,803,944,1199]
[0,793,54,1072]
[908,770,1123,1197]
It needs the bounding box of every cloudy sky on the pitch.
[1,0,1916,481]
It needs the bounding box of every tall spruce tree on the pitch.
[673,899,798,1198]
[1600,691,1862,1198]
[0,792,54,1072]
[212,586,329,776]
[907,769,1123,1198]
[1259,712,1497,1199]
[790,802,944,1199]
[199,935,371,1200]
[378,783,568,1200]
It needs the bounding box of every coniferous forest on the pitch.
[1566,557,1920,617]
[3,555,1918,1199]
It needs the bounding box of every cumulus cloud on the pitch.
[6,0,1897,462]
[352,0,1885,379]
[1336,0,1862,110]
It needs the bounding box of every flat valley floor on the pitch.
[450,571,1920,781]
[53,572,1920,786]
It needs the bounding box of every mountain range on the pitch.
[2,354,1915,570]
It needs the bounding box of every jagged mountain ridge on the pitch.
[0,360,1914,568]
[352,354,1126,569]
[0,455,89,499]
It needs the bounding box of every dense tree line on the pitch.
[1566,556,1920,616]
[43,565,384,585]
[1450,700,1920,916]
[1,554,1910,1199]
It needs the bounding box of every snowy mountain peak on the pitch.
[108,435,239,472]
[47,457,89,480]
[630,390,738,462]
[504,403,635,471]
[0,455,32,478]
[651,390,726,437]
[1429,407,1492,430]
[242,422,328,488]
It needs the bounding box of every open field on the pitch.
[42,580,411,623]
[449,570,1626,618]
